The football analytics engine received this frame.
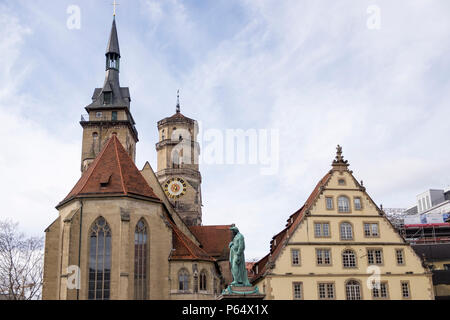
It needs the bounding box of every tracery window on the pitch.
[134,219,148,299]
[199,270,207,291]
[178,269,190,292]
[88,217,111,300]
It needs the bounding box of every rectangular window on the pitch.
[354,197,362,210]
[316,249,331,265]
[293,282,303,300]
[364,223,379,237]
[318,283,335,299]
[401,282,410,299]
[367,249,383,265]
[326,197,333,210]
[291,249,300,266]
[372,282,388,299]
[314,223,330,238]
[112,111,118,121]
[396,249,405,265]
[103,92,112,105]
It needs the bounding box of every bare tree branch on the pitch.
[0,219,43,300]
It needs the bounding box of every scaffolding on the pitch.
[399,223,450,244]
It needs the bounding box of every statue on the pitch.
[220,225,261,297]
[228,226,251,287]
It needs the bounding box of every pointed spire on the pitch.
[176,90,181,113]
[106,18,121,57]
[332,144,349,170]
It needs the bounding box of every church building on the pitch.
[250,146,434,300]
[42,17,232,300]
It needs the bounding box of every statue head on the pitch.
[230,226,239,236]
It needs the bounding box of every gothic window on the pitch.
[172,151,181,169]
[199,270,207,291]
[345,280,362,300]
[88,217,111,300]
[134,219,148,300]
[342,249,357,268]
[178,269,189,292]
[338,196,350,212]
[340,222,353,240]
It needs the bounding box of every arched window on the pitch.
[340,222,353,240]
[172,151,181,169]
[88,217,111,300]
[346,280,362,300]
[134,219,148,300]
[338,196,350,212]
[342,249,357,268]
[178,269,189,292]
[199,270,207,291]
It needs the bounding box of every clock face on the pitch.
[164,177,187,199]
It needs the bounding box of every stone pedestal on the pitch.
[218,286,266,300]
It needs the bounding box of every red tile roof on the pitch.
[189,225,232,260]
[59,135,159,207]
[170,221,216,262]
[251,172,332,282]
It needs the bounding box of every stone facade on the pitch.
[155,112,203,226]
[42,17,231,300]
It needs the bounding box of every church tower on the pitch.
[156,94,203,226]
[80,17,138,172]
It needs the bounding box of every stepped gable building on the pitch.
[250,146,434,300]
[42,17,232,300]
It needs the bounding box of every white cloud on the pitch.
[1,0,449,260]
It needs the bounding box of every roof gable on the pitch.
[59,135,159,207]
[189,225,232,260]
[170,221,215,262]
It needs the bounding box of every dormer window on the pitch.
[104,92,112,105]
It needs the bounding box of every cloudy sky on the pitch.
[0,0,449,259]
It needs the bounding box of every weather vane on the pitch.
[112,0,120,17]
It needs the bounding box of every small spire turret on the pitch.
[176,90,181,113]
